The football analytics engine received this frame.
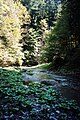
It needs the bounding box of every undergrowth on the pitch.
[0,68,80,119]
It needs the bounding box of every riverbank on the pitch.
[38,63,80,76]
[0,67,80,119]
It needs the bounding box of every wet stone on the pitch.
[56,110,60,114]
[61,82,68,87]
[50,116,57,120]
[10,114,14,118]
[4,115,9,119]
[41,80,58,86]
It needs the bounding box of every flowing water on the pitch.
[22,68,80,105]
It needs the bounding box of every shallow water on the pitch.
[22,68,80,105]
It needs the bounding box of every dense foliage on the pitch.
[0,0,64,66]
[21,0,59,29]
[20,0,60,65]
[42,0,80,69]
[0,0,30,66]
[0,0,80,67]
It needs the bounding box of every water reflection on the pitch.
[23,68,80,105]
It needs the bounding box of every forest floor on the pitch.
[0,65,80,119]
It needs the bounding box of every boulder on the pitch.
[41,80,58,86]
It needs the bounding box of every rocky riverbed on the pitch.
[21,67,80,105]
[0,67,80,119]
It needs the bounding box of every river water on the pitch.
[22,68,80,105]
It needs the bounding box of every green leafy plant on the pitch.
[0,68,80,119]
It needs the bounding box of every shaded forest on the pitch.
[0,0,80,70]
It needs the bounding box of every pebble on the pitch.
[52,105,55,109]
[10,114,14,118]
[4,115,9,119]
[50,116,57,120]
[56,110,60,114]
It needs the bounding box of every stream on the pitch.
[21,67,80,105]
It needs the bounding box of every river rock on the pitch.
[22,75,41,82]
[40,80,58,86]
[22,80,32,85]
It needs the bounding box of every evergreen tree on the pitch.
[42,0,80,66]
[0,0,30,66]
[21,0,59,29]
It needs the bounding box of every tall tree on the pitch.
[0,0,30,66]
[68,0,80,45]
[21,0,59,29]
[42,0,80,64]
